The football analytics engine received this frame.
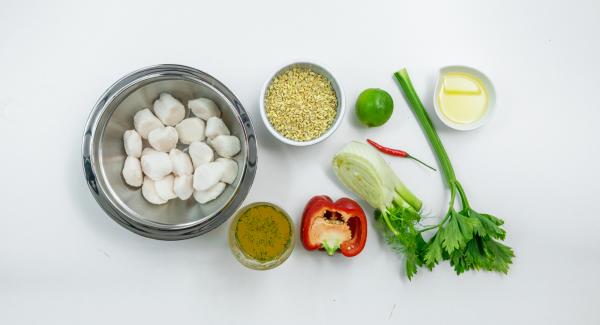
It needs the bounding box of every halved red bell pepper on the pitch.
[301,195,367,257]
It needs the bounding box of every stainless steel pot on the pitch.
[82,64,257,240]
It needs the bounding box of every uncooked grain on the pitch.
[265,67,337,141]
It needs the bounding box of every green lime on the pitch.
[355,88,394,127]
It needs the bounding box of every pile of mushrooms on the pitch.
[121,93,241,205]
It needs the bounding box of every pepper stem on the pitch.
[321,240,341,256]
[408,155,437,171]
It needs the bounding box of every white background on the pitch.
[1,0,599,324]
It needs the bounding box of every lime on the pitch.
[355,88,394,127]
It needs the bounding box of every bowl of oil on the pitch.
[433,66,496,131]
[228,202,294,270]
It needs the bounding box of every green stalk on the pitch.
[393,69,456,186]
[454,181,470,209]
[382,212,399,236]
[394,68,461,230]
[417,184,456,234]
[394,185,422,212]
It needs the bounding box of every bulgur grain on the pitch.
[265,67,337,142]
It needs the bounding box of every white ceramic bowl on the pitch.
[259,61,345,146]
[433,65,496,131]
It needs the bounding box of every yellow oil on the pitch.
[437,72,488,124]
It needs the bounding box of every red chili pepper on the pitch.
[301,195,367,257]
[367,139,437,171]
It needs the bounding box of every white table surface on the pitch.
[1,0,599,324]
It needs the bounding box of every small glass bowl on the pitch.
[228,202,295,270]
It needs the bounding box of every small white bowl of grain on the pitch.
[259,61,345,146]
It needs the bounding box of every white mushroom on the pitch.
[188,97,220,120]
[123,130,142,158]
[215,158,238,184]
[169,148,193,176]
[153,93,185,126]
[193,182,226,204]
[133,108,163,139]
[193,162,223,191]
[175,117,205,144]
[142,176,167,205]
[188,141,214,168]
[141,150,172,181]
[210,135,241,158]
[173,175,193,200]
[205,117,230,139]
[148,126,178,152]
[122,156,143,187]
[154,174,177,201]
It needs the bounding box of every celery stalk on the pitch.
[393,68,514,277]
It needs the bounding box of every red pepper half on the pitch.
[301,195,367,257]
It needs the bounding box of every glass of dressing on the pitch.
[433,66,496,131]
[228,202,295,270]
